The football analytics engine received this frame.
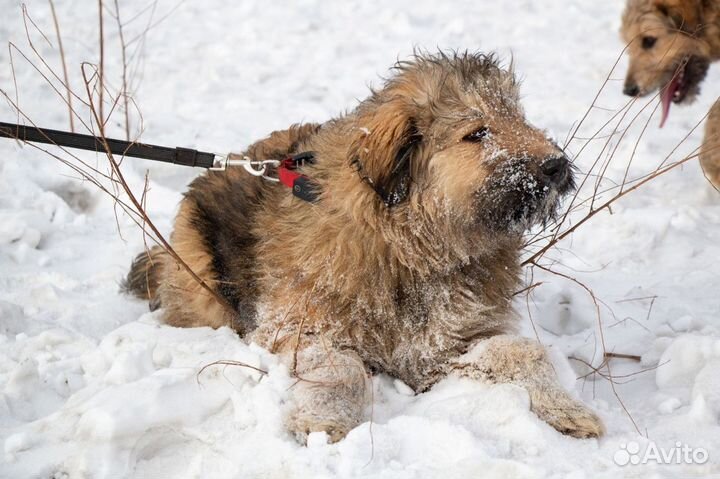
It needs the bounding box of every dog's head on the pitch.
[347,52,574,238]
[620,0,711,125]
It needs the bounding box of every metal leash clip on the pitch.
[211,153,280,182]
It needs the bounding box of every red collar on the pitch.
[278,152,318,203]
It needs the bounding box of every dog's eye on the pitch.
[641,36,657,49]
[463,127,490,143]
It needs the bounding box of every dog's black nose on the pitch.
[623,83,640,97]
[541,156,570,183]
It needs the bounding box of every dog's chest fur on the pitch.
[351,253,520,389]
[250,232,521,390]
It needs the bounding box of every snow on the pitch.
[1,0,720,477]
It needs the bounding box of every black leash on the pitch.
[0,121,218,169]
[0,120,320,203]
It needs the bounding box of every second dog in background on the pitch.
[621,0,720,188]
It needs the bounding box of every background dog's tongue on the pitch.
[659,76,680,128]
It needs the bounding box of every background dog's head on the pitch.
[620,0,711,125]
[346,52,573,238]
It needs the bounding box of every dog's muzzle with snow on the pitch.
[476,153,575,233]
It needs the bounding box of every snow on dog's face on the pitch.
[348,52,574,237]
[621,0,711,127]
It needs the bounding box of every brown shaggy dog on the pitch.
[620,0,720,187]
[124,52,604,442]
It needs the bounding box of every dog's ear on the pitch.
[349,101,422,206]
[653,0,701,32]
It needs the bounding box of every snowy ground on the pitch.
[1,0,720,478]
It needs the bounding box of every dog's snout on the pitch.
[623,83,640,97]
[541,155,569,183]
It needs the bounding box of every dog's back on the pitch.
[124,123,320,332]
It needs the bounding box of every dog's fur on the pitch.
[124,52,604,442]
[621,0,720,187]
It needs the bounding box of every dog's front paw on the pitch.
[538,403,604,439]
[287,413,356,444]
[530,389,604,439]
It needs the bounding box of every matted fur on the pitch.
[621,0,720,187]
[125,52,603,442]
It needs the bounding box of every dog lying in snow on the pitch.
[621,0,720,188]
[124,52,604,442]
